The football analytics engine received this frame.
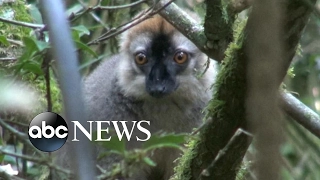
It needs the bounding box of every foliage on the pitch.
[0,0,32,39]
[94,132,188,178]
[0,0,320,179]
[0,1,194,179]
[280,14,320,180]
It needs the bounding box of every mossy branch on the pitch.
[168,0,317,179]
[198,129,253,180]
[156,1,319,143]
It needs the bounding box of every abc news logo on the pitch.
[28,112,151,152]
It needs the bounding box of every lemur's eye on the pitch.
[135,53,148,65]
[174,51,188,64]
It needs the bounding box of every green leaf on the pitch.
[287,67,295,78]
[22,37,49,52]
[0,139,3,162]
[74,40,97,58]
[0,154,4,163]
[28,4,43,24]
[3,154,15,164]
[66,4,83,17]
[34,40,50,51]
[101,137,126,154]
[19,37,41,62]
[143,133,187,151]
[93,131,126,154]
[0,35,9,46]
[21,62,43,75]
[101,0,111,6]
[22,37,39,52]
[72,30,80,41]
[97,151,114,159]
[27,167,41,176]
[143,157,156,167]
[72,25,90,37]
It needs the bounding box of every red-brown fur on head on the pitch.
[121,15,176,51]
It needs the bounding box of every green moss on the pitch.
[23,71,63,114]
[0,1,63,114]
[207,17,247,118]
[0,0,32,60]
[0,0,32,40]
[236,161,252,180]
[204,99,225,120]
[221,0,230,23]
[287,67,295,78]
[37,78,63,113]
[173,17,248,179]
[170,138,199,180]
[295,43,302,57]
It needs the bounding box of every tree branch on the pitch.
[199,129,253,180]
[280,92,320,138]
[171,0,317,179]
[154,1,210,58]
[203,0,237,61]
[246,0,284,178]
[156,0,252,62]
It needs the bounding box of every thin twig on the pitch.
[43,52,52,112]
[69,5,90,22]
[87,0,175,45]
[94,0,147,10]
[7,39,24,46]
[0,17,44,29]
[72,0,147,23]
[0,57,17,61]
[75,0,109,30]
